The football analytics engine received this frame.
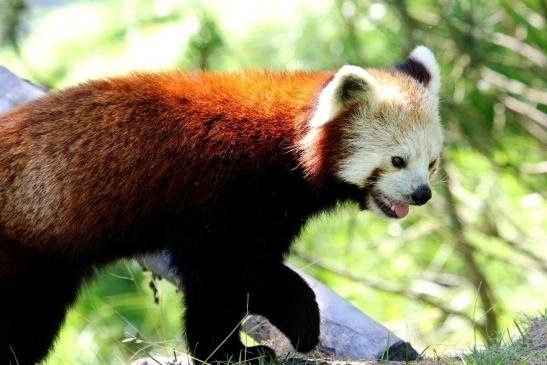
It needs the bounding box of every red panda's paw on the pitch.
[249,264,320,354]
[285,309,320,353]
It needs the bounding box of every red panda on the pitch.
[0,45,442,364]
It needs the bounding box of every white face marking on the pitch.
[374,119,443,203]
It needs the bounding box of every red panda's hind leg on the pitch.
[0,257,85,365]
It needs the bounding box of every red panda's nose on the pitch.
[411,184,432,205]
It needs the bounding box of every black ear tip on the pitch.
[396,58,431,86]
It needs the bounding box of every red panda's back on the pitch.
[0,70,332,255]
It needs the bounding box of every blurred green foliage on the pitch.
[0,0,545,363]
[0,0,27,50]
[184,11,224,69]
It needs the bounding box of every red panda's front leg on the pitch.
[175,252,319,363]
[180,260,276,363]
[249,263,320,353]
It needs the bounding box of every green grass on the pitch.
[460,313,547,365]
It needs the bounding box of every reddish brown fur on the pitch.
[360,168,384,210]
[1,70,356,363]
[0,71,339,270]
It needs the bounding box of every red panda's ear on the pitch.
[309,65,379,128]
[397,45,441,95]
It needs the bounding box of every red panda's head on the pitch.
[302,46,443,219]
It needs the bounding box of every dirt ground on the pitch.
[526,317,547,365]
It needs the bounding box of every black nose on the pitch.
[411,184,432,205]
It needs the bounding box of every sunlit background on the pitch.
[1,0,546,363]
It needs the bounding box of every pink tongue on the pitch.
[393,202,409,218]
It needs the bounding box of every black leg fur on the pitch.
[163,170,352,362]
[0,261,84,365]
[174,250,319,363]
[248,264,320,353]
[179,259,275,364]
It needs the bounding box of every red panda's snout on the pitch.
[366,154,439,219]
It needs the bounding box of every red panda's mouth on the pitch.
[371,191,409,219]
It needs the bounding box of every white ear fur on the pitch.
[409,45,441,95]
[309,65,379,128]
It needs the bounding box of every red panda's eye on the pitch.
[391,156,406,168]
[429,159,437,169]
